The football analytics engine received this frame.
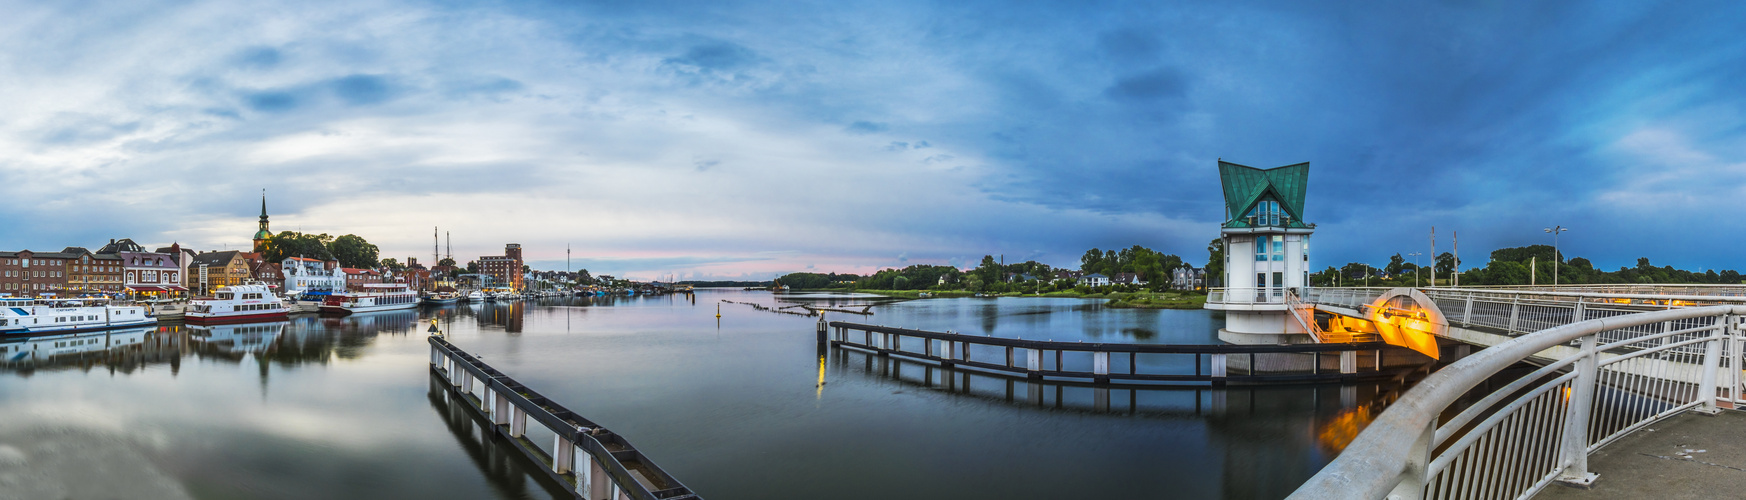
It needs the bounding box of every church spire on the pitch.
[253,189,272,254]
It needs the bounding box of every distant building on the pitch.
[1112,272,1146,285]
[251,260,285,290]
[1171,267,1207,290]
[282,257,345,294]
[479,244,524,290]
[1054,270,1083,281]
[1078,273,1110,287]
[0,250,75,297]
[253,193,272,254]
[342,268,384,291]
[154,243,197,288]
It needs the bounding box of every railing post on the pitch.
[482,386,494,414]
[553,432,575,474]
[1462,293,1474,325]
[511,407,527,438]
[1211,353,1227,385]
[1340,350,1356,374]
[1387,420,1434,500]
[941,340,956,367]
[431,344,441,366]
[1696,316,1729,415]
[1556,334,1601,488]
[577,444,595,496]
[1026,348,1042,379]
[1507,297,1521,334]
[1094,352,1110,382]
[493,391,511,425]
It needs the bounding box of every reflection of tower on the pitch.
[253,190,272,254]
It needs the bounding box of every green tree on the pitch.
[380,258,405,272]
[263,231,335,263]
[1205,238,1224,287]
[326,234,380,269]
[438,257,456,267]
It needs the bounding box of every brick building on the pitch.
[0,250,73,297]
[479,244,524,290]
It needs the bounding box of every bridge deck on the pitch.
[1536,410,1746,499]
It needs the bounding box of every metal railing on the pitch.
[828,322,1412,384]
[1289,305,1746,500]
[429,336,701,500]
[1206,287,1287,305]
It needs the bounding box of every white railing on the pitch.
[1206,287,1288,304]
[1289,305,1746,500]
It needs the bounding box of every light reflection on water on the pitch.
[0,290,1390,499]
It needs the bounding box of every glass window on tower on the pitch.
[1255,236,1267,261]
[1271,235,1284,261]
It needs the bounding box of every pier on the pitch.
[428,334,701,500]
[826,321,1426,384]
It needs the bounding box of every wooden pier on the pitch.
[827,321,1426,385]
[428,335,701,500]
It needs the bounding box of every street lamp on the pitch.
[1407,252,1423,287]
[1544,226,1569,286]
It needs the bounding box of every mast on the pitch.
[433,226,439,268]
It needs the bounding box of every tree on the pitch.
[1435,252,1456,278]
[380,258,405,272]
[1385,254,1406,277]
[325,234,379,269]
[263,231,335,263]
[1205,238,1224,287]
[438,257,456,267]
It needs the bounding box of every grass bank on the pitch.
[1104,292,1208,309]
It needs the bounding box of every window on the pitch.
[1272,236,1284,261]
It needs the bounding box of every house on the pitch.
[1171,267,1207,290]
[153,243,197,288]
[251,261,285,290]
[342,268,384,291]
[1054,270,1083,281]
[1112,272,1145,285]
[1078,273,1110,286]
[0,249,77,297]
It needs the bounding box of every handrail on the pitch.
[1289,305,1746,500]
[429,336,700,500]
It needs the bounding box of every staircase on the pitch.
[1286,289,1380,343]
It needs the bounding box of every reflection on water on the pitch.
[0,291,1397,500]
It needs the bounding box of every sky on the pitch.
[4,1,1745,280]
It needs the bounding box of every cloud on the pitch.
[4,0,1746,279]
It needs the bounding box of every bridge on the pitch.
[1208,285,1746,499]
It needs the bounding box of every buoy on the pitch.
[716,302,721,318]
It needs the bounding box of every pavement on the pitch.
[1537,409,1746,499]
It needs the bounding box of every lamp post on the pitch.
[1544,226,1569,286]
[1407,252,1423,287]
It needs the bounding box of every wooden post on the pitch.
[510,407,527,438]
[1093,352,1110,383]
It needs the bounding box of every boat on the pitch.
[320,283,420,315]
[185,283,290,324]
[0,327,152,365]
[187,321,286,353]
[423,291,461,305]
[0,297,156,335]
[465,290,485,302]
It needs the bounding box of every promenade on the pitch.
[1537,410,1746,499]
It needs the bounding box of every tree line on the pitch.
[1313,244,1743,286]
[777,244,1201,293]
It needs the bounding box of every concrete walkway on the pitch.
[1538,410,1746,499]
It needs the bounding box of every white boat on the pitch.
[187,321,285,353]
[320,283,420,315]
[465,290,485,302]
[186,283,289,324]
[0,297,155,335]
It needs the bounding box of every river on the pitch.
[0,289,1396,499]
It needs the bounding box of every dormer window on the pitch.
[1247,200,1286,227]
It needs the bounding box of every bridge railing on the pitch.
[1289,305,1746,500]
[428,335,700,500]
[828,322,1413,384]
[1206,287,1288,304]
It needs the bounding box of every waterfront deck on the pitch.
[1536,410,1746,499]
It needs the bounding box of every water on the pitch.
[0,290,1396,499]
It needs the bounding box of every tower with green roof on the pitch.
[1207,160,1317,344]
[253,191,272,255]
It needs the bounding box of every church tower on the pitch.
[253,191,272,254]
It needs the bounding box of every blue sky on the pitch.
[3,1,1744,279]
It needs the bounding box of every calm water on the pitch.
[0,290,1394,499]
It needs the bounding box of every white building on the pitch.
[1204,160,1316,344]
[1078,273,1110,287]
[281,257,346,295]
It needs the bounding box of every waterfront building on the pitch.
[251,260,285,290]
[154,243,197,288]
[118,250,186,298]
[0,250,70,297]
[342,268,384,291]
[188,251,253,295]
[479,244,524,290]
[282,257,345,294]
[1204,160,1315,344]
[1078,273,1110,287]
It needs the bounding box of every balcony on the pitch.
[1205,287,1289,311]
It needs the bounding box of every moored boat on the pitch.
[0,297,156,335]
[423,291,461,305]
[186,283,290,324]
[320,283,420,315]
